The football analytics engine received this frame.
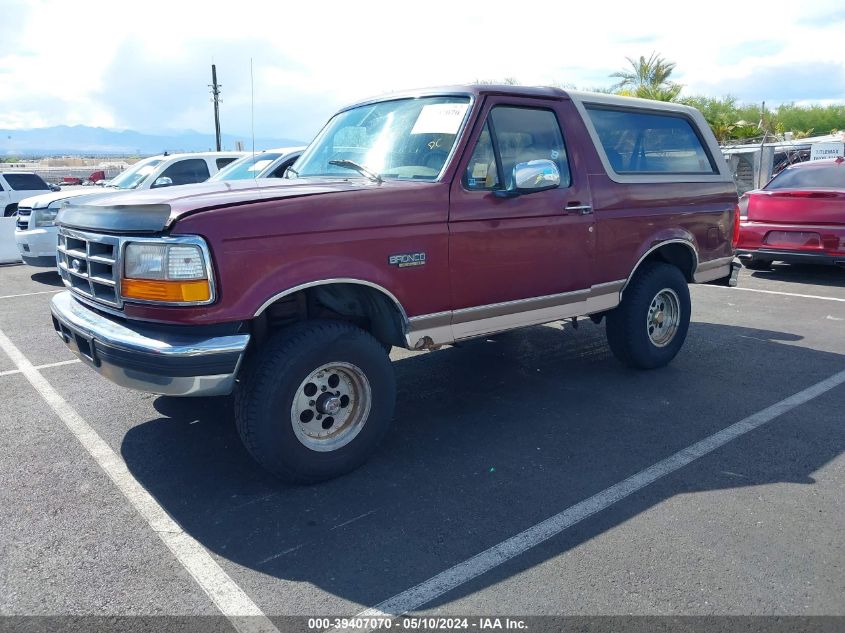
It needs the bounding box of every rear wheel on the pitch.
[234,320,396,483]
[743,256,772,271]
[606,262,691,369]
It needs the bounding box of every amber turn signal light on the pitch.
[121,278,211,303]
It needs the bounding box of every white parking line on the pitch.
[350,368,845,624]
[701,285,845,303]
[0,289,62,300]
[0,358,81,378]
[0,329,280,633]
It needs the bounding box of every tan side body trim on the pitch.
[406,281,625,348]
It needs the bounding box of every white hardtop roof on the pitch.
[565,90,700,116]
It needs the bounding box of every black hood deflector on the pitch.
[57,204,172,234]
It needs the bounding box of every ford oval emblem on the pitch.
[71,258,81,272]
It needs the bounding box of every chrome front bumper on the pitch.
[50,291,250,397]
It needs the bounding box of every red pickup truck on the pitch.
[51,85,739,482]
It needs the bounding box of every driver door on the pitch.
[448,97,595,338]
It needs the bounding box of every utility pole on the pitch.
[209,64,222,151]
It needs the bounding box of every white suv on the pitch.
[15,151,242,267]
[1,171,52,217]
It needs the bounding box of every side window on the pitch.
[586,106,716,174]
[465,122,500,190]
[157,159,211,186]
[216,157,237,169]
[464,106,571,191]
[269,156,299,178]
[4,173,50,191]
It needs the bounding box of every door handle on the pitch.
[564,203,593,215]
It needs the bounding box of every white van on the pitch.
[15,151,243,267]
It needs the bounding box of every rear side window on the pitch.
[586,106,715,175]
[216,157,237,169]
[766,164,845,190]
[3,173,50,191]
[157,159,211,186]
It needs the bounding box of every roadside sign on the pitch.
[810,142,845,161]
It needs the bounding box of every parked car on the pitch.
[1,171,51,216]
[100,151,243,190]
[14,151,243,267]
[736,157,845,269]
[209,146,306,182]
[49,86,738,482]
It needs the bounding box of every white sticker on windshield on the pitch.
[411,103,469,135]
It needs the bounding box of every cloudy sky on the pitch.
[1,0,843,143]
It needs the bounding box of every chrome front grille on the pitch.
[57,228,122,308]
[15,207,31,230]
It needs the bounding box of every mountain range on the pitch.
[1,125,307,157]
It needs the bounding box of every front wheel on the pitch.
[234,320,396,483]
[605,262,691,369]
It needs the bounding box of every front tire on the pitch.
[234,320,396,483]
[606,262,691,369]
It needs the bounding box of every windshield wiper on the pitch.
[328,159,382,183]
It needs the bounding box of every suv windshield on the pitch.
[108,158,164,190]
[294,96,471,181]
[209,152,284,181]
[766,162,845,190]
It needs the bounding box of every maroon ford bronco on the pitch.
[51,86,740,482]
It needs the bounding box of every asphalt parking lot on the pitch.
[1,263,843,632]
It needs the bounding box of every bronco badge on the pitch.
[388,252,426,268]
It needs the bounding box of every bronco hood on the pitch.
[56,178,376,234]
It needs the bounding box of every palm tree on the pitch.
[610,53,682,101]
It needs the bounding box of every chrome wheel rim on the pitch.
[646,288,680,347]
[291,362,371,452]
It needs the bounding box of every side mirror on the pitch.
[494,159,561,198]
[513,159,560,191]
[152,176,173,188]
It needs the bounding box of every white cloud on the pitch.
[1,0,843,139]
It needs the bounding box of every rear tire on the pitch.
[743,257,772,271]
[234,320,396,483]
[606,262,691,369]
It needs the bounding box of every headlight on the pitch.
[121,239,213,304]
[31,207,59,227]
[32,199,67,227]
